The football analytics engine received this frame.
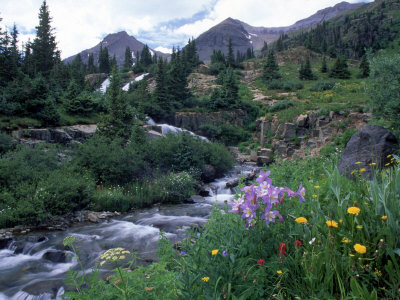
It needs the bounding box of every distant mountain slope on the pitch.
[281,0,400,58]
[64,31,169,67]
[195,1,365,62]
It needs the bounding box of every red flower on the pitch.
[294,240,302,248]
[257,258,265,266]
[278,242,287,257]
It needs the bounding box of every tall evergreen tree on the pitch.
[226,37,235,67]
[30,0,59,76]
[262,51,281,82]
[329,57,351,79]
[10,24,20,68]
[359,54,370,78]
[123,46,133,70]
[87,53,96,74]
[153,58,171,117]
[260,41,268,57]
[321,56,328,73]
[168,48,190,107]
[140,45,152,68]
[99,67,135,141]
[299,57,316,80]
[111,54,117,70]
[98,44,110,74]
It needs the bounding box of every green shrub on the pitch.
[310,81,336,91]
[269,100,294,113]
[155,172,195,203]
[268,80,304,91]
[368,53,400,127]
[0,132,13,153]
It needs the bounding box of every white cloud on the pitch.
[154,46,173,54]
[0,0,370,59]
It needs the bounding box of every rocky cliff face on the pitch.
[174,109,247,132]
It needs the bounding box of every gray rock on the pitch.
[43,250,67,263]
[88,213,99,223]
[257,156,273,166]
[282,123,296,141]
[296,114,308,127]
[257,148,273,157]
[0,237,12,249]
[250,150,258,162]
[308,112,318,128]
[329,111,335,120]
[201,164,216,183]
[338,125,399,179]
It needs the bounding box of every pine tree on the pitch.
[262,51,281,82]
[329,57,351,79]
[321,56,328,73]
[98,44,110,74]
[111,54,117,70]
[153,58,171,117]
[261,41,268,57]
[71,53,85,87]
[99,66,135,141]
[123,46,133,70]
[168,48,190,107]
[359,54,370,78]
[299,57,316,80]
[87,53,96,74]
[10,24,20,68]
[226,37,235,67]
[31,0,59,76]
[140,45,152,68]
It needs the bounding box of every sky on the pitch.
[0,0,371,59]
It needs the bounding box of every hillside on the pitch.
[195,1,365,62]
[280,0,400,58]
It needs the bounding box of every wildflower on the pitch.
[387,154,392,158]
[312,194,318,198]
[370,163,376,166]
[256,170,272,185]
[381,215,388,221]
[356,225,363,229]
[355,162,361,165]
[347,207,361,215]
[257,259,265,266]
[354,244,367,254]
[360,168,366,173]
[277,270,283,274]
[314,185,320,189]
[278,243,287,257]
[339,219,343,223]
[349,254,355,257]
[261,208,284,226]
[295,217,308,224]
[294,240,302,248]
[201,277,210,282]
[222,250,228,257]
[146,276,151,279]
[212,249,219,256]
[63,236,77,247]
[295,184,306,203]
[180,250,186,255]
[342,237,351,243]
[144,287,154,291]
[374,269,382,276]
[326,220,338,228]
[309,237,316,245]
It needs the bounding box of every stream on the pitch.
[0,165,255,299]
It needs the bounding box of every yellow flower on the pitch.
[326,220,338,228]
[374,269,382,276]
[339,219,343,223]
[347,207,360,215]
[349,254,355,257]
[356,225,363,229]
[370,163,376,166]
[314,186,320,189]
[295,217,308,224]
[354,243,367,254]
[342,237,351,243]
[277,270,283,274]
[312,194,318,198]
[211,249,219,256]
[360,168,366,173]
[201,277,210,282]
[146,276,151,279]
[355,162,361,165]
[381,215,388,221]
[387,154,392,158]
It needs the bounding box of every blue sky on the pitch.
[0,0,371,58]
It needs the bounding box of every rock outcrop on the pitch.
[338,125,399,179]
[174,109,247,133]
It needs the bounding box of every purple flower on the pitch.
[261,208,284,226]
[256,170,272,185]
[229,196,244,214]
[180,250,186,255]
[222,250,228,257]
[295,184,306,203]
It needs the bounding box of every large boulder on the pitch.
[43,250,67,263]
[201,164,216,183]
[338,125,398,179]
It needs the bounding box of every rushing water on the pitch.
[0,165,255,299]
